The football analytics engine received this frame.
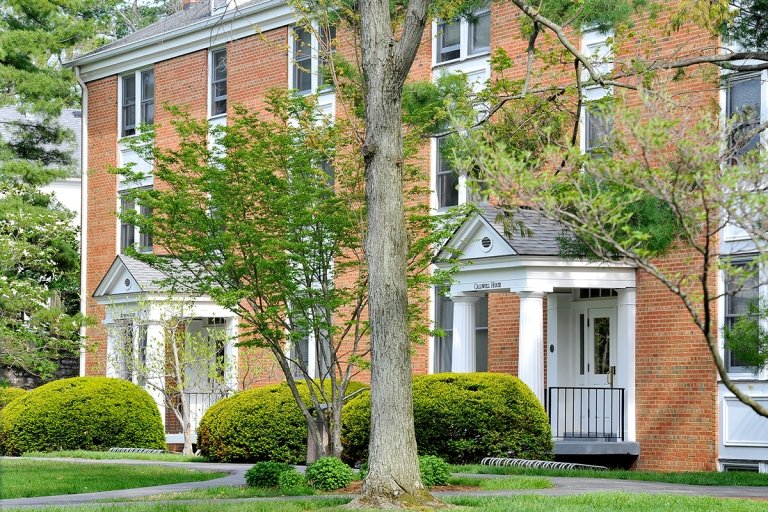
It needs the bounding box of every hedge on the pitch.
[341,372,553,465]
[0,377,166,455]
[0,388,26,410]
[198,380,366,463]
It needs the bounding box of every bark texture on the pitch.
[348,0,444,508]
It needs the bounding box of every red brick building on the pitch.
[66,0,768,471]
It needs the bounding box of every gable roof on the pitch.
[86,1,214,57]
[438,205,566,262]
[93,254,172,298]
[478,206,563,256]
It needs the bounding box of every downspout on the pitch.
[75,66,89,377]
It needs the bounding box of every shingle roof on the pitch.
[479,205,565,256]
[84,1,214,57]
[117,254,170,292]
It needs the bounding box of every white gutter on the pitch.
[75,66,88,377]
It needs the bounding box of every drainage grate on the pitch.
[481,457,607,471]
[108,447,168,454]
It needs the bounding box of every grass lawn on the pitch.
[22,450,207,462]
[6,494,768,512]
[453,464,768,487]
[0,458,225,499]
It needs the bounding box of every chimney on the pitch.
[182,0,201,10]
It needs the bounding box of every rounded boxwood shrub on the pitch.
[0,388,26,410]
[0,377,165,456]
[198,380,366,464]
[305,457,354,491]
[341,373,553,465]
[419,455,450,487]
[245,461,293,487]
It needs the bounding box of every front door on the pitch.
[576,306,620,439]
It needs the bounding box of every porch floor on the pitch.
[554,439,640,457]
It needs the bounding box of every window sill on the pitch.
[432,51,491,70]
[209,113,227,121]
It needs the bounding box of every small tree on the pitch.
[118,90,466,461]
[107,300,233,455]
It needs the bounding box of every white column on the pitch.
[224,317,239,392]
[617,287,636,442]
[451,294,480,373]
[518,291,545,403]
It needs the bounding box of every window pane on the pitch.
[139,203,153,252]
[294,27,312,60]
[122,75,136,136]
[593,316,610,374]
[141,70,154,100]
[211,50,227,115]
[213,50,227,81]
[295,66,312,94]
[585,105,613,154]
[438,21,461,62]
[436,137,459,208]
[469,12,490,54]
[142,101,154,126]
[727,75,761,159]
[435,292,453,373]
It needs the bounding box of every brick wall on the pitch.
[84,75,118,376]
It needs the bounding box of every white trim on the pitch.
[76,67,89,377]
[69,1,293,82]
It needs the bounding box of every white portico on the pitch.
[92,255,239,444]
[436,207,640,458]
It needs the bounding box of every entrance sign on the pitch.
[473,281,502,290]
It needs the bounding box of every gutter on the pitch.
[75,66,89,377]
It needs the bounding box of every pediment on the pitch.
[93,256,144,299]
[438,213,517,262]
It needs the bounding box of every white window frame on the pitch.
[579,30,614,154]
[118,67,155,139]
[288,23,337,96]
[432,7,491,67]
[209,47,228,119]
[118,186,153,254]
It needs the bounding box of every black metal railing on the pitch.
[547,387,625,441]
[165,391,229,434]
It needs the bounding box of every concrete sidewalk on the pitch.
[2,458,768,509]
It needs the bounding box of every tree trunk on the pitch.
[349,0,442,508]
[181,394,194,456]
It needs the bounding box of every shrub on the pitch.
[419,455,450,487]
[277,468,312,494]
[305,457,354,491]
[341,373,553,465]
[0,388,26,410]
[0,377,165,456]
[198,380,366,463]
[244,461,293,488]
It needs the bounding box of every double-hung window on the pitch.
[121,69,154,137]
[119,189,153,254]
[724,260,760,373]
[291,24,336,95]
[436,136,459,208]
[211,48,227,116]
[725,74,762,162]
[435,7,490,64]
